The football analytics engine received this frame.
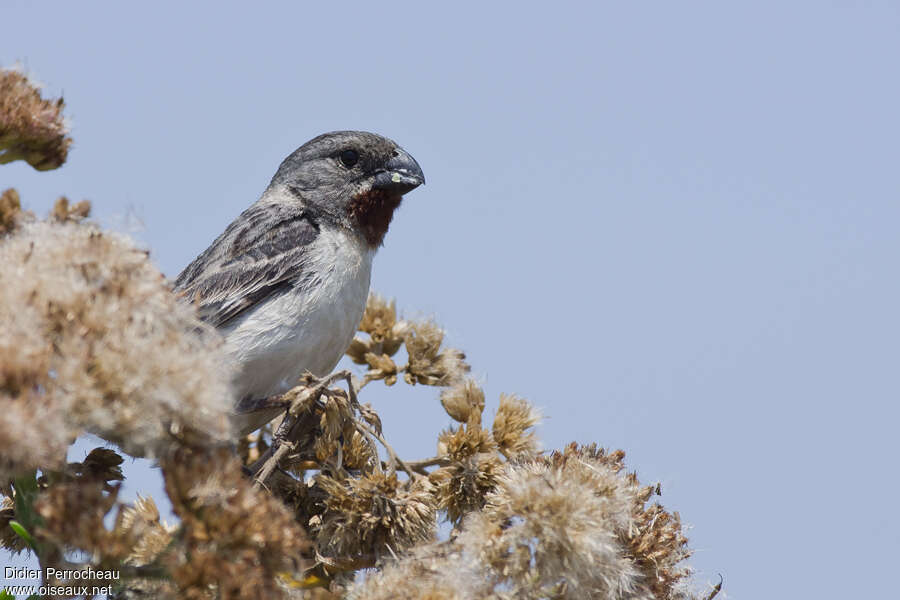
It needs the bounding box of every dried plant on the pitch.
[0,188,23,234]
[350,444,693,600]
[161,447,308,600]
[0,69,714,599]
[0,207,233,480]
[0,67,71,170]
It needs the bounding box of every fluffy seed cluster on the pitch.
[36,480,129,561]
[0,67,71,171]
[315,472,436,561]
[351,445,694,600]
[0,211,232,479]
[162,448,308,600]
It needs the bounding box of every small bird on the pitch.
[174,131,424,434]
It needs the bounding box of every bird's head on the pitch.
[267,130,425,248]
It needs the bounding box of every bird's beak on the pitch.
[373,147,425,194]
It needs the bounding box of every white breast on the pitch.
[221,226,374,403]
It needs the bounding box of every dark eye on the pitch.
[339,149,359,168]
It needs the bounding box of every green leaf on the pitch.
[12,472,41,533]
[8,520,36,550]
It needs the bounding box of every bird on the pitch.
[173,131,424,435]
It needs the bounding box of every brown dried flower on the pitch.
[341,430,378,471]
[440,379,485,424]
[115,494,176,571]
[403,320,469,386]
[348,294,409,366]
[50,196,91,223]
[357,294,397,344]
[432,423,501,523]
[353,444,699,600]
[0,188,24,234]
[316,471,436,562]
[492,394,541,460]
[345,336,372,365]
[431,452,503,525]
[0,67,71,171]
[162,447,308,600]
[35,480,131,560]
[362,352,399,386]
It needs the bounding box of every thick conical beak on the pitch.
[373,147,425,194]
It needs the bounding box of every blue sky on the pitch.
[3,2,900,597]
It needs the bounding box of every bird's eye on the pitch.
[339,149,359,168]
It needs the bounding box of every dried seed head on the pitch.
[0,188,24,235]
[363,352,399,386]
[404,321,470,386]
[35,481,132,560]
[0,219,233,471]
[440,379,485,424]
[116,495,175,566]
[342,430,377,470]
[50,196,91,223]
[346,336,372,364]
[316,471,436,560]
[162,447,307,599]
[353,445,696,600]
[431,452,503,524]
[0,67,72,171]
[315,394,353,462]
[467,459,646,599]
[358,293,397,343]
[492,394,541,460]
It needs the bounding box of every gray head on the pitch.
[267,131,425,247]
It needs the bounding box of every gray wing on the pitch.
[174,202,319,328]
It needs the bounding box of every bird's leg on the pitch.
[234,394,290,415]
[252,370,355,487]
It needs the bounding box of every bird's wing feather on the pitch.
[174,203,320,328]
